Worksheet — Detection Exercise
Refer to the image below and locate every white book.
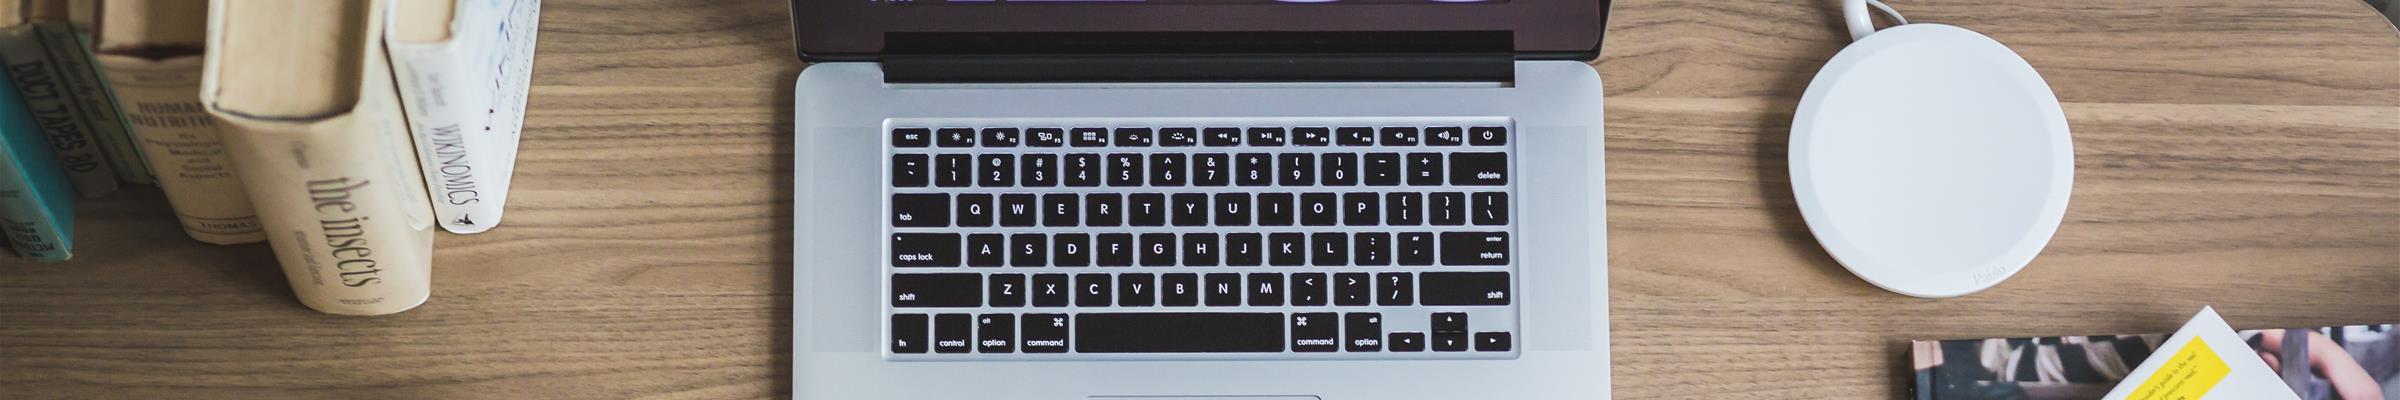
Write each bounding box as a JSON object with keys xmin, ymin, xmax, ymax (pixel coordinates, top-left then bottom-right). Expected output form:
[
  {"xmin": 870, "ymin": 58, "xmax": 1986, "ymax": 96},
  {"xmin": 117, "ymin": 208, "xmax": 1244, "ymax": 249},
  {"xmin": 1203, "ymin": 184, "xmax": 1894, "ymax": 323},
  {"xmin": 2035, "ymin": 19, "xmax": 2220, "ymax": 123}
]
[{"xmin": 385, "ymin": 0, "xmax": 539, "ymax": 234}]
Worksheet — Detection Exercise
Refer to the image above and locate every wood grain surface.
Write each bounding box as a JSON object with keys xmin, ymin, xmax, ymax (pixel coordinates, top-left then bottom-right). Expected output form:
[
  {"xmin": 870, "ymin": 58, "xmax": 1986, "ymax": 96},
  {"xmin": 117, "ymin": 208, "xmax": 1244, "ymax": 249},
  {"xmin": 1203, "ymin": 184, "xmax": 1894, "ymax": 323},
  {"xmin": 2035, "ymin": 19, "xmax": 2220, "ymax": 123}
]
[{"xmin": 2, "ymin": 0, "xmax": 2395, "ymax": 398}]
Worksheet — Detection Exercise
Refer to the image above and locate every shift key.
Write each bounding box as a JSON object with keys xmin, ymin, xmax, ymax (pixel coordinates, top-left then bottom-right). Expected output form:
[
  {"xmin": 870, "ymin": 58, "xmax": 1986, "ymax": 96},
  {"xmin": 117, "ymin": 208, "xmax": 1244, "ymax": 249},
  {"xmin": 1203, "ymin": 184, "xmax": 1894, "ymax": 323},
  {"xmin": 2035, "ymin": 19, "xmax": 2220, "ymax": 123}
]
[
  {"xmin": 892, "ymin": 273, "xmax": 982, "ymax": 307},
  {"xmin": 1420, "ymin": 272, "xmax": 1511, "ymax": 306},
  {"xmin": 892, "ymin": 233, "xmax": 960, "ymax": 267}
]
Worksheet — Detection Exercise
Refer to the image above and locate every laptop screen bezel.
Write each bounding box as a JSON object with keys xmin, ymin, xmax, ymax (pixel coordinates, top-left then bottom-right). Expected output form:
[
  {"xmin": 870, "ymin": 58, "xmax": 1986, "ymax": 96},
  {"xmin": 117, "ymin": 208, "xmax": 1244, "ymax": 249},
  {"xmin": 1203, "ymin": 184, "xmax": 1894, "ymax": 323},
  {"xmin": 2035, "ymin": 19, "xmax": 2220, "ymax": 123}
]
[{"xmin": 788, "ymin": 1, "xmax": 1610, "ymax": 62}]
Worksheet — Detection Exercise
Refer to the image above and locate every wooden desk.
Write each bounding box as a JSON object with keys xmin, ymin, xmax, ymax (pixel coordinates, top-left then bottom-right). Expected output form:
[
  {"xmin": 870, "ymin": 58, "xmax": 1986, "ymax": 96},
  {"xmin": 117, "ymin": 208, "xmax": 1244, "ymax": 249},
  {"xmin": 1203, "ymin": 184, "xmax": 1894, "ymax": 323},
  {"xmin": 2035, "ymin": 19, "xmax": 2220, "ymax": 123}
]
[{"xmin": 3, "ymin": 0, "xmax": 2393, "ymax": 398}]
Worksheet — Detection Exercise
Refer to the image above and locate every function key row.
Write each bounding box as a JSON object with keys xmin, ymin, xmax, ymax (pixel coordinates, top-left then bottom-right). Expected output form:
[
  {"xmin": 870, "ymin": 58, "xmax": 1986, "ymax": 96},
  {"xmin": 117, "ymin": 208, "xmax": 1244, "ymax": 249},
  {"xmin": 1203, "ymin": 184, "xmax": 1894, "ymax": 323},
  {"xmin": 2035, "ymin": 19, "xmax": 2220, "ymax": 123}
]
[
  {"xmin": 892, "ymin": 127, "xmax": 1508, "ymax": 148},
  {"xmin": 891, "ymin": 152, "xmax": 1509, "ymax": 188},
  {"xmin": 891, "ymin": 312, "xmax": 1511, "ymax": 354},
  {"xmin": 891, "ymin": 192, "xmax": 1509, "ymax": 229},
  {"xmin": 888, "ymin": 271, "xmax": 1512, "ymax": 309}
]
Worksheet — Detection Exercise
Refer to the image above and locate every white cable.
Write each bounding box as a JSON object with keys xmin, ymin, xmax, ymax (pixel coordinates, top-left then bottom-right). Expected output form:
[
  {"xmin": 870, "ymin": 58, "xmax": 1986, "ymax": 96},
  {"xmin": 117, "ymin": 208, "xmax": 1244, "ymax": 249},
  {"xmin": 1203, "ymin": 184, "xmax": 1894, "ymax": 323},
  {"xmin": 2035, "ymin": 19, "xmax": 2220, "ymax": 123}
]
[{"xmin": 1843, "ymin": 0, "xmax": 1911, "ymax": 42}]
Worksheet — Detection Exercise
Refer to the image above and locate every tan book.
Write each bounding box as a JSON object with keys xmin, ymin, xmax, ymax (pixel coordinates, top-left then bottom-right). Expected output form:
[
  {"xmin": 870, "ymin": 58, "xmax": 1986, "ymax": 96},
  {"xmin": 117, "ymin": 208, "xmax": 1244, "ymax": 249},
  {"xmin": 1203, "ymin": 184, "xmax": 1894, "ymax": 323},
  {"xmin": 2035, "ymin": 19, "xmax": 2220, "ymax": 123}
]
[
  {"xmin": 92, "ymin": 0, "xmax": 260, "ymax": 244},
  {"xmin": 202, "ymin": 0, "xmax": 433, "ymax": 316}
]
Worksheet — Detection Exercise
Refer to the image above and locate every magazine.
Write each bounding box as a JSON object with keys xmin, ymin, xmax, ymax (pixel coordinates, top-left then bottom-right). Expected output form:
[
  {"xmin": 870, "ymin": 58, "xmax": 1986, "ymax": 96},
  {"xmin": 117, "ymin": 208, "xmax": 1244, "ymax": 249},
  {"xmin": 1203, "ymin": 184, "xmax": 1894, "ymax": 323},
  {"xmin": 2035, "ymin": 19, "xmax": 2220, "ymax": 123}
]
[{"xmin": 1913, "ymin": 312, "xmax": 2397, "ymax": 400}]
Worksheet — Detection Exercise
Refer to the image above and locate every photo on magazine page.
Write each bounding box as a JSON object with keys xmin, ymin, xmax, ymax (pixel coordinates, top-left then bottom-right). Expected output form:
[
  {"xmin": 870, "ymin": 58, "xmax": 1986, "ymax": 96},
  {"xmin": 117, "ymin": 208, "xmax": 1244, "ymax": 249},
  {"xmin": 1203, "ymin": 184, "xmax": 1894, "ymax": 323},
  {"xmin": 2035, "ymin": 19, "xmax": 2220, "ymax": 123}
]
[{"xmin": 1912, "ymin": 324, "xmax": 2400, "ymax": 400}]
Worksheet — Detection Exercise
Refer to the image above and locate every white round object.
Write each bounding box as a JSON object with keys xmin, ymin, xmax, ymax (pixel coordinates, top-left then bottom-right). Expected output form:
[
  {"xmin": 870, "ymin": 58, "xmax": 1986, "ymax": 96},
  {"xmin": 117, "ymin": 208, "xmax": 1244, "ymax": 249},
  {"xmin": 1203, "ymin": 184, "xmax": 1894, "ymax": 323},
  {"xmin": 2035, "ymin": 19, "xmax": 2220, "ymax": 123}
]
[{"xmin": 1790, "ymin": 24, "xmax": 2074, "ymax": 298}]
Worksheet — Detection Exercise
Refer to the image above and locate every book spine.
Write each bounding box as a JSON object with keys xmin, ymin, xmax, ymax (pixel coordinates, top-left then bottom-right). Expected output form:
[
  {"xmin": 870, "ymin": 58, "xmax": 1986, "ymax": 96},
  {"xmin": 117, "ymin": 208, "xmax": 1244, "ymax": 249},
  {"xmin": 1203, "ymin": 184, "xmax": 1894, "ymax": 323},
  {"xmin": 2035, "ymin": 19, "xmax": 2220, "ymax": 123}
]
[
  {"xmin": 386, "ymin": 0, "xmax": 539, "ymax": 234},
  {"xmin": 95, "ymin": 55, "xmax": 263, "ymax": 244},
  {"xmin": 213, "ymin": 107, "xmax": 435, "ymax": 315},
  {"xmin": 39, "ymin": 23, "xmax": 151, "ymax": 185},
  {"xmin": 0, "ymin": 59, "xmax": 76, "ymax": 262},
  {"xmin": 0, "ymin": 25, "xmax": 116, "ymax": 197}
]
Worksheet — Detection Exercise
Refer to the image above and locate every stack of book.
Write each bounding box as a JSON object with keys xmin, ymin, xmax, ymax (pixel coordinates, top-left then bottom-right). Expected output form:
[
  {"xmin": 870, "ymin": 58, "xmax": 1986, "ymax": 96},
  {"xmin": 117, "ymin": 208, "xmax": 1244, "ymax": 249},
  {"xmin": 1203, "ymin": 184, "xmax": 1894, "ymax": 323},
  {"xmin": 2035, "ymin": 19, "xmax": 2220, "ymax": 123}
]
[{"xmin": 0, "ymin": 0, "xmax": 541, "ymax": 316}]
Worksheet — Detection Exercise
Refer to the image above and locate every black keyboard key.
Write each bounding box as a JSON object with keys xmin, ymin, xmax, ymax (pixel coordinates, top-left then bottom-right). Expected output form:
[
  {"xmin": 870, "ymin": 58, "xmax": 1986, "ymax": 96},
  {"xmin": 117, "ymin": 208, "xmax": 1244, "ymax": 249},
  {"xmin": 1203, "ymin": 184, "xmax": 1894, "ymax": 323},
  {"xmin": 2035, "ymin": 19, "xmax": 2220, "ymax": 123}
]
[
  {"xmin": 1363, "ymin": 153, "xmax": 1400, "ymax": 186},
  {"xmin": 892, "ymin": 273, "xmax": 981, "ymax": 307},
  {"xmin": 1235, "ymin": 153, "xmax": 1273, "ymax": 186},
  {"xmin": 937, "ymin": 128, "xmax": 975, "ymax": 147},
  {"xmin": 1151, "ymin": 154, "xmax": 1187, "ymax": 186},
  {"xmin": 1043, "ymin": 193, "xmax": 1078, "ymax": 227},
  {"xmin": 1433, "ymin": 332, "xmax": 1469, "ymax": 352},
  {"xmin": 1321, "ymin": 153, "xmax": 1357, "ymax": 186},
  {"xmin": 1433, "ymin": 312, "xmax": 1468, "ymax": 333},
  {"xmin": 1379, "ymin": 127, "xmax": 1421, "ymax": 146},
  {"xmin": 1469, "ymin": 126, "xmax": 1507, "ymax": 146},
  {"xmin": 981, "ymin": 128, "xmax": 1021, "ymax": 148},
  {"xmin": 1257, "ymin": 193, "xmax": 1295, "ymax": 226},
  {"xmin": 1128, "ymin": 193, "xmax": 1167, "ymax": 226},
  {"xmin": 1139, "ymin": 233, "xmax": 1177, "ymax": 267},
  {"xmin": 893, "ymin": 128, "xmax": 932, "ymax": 148},
  {"xmin": 1225, "ymin": 233, "xmax": 1264, "ymax": 266},
  {"xmin": 1076, "ymin": 313, "xmax": 1283, "ymax": 353},
  {"xmin": 1342, "ymin": 192, "xmax": 1379, "ymax": 227},
  {"xmin": 1118, "ymin": 273, "xmax": 1156, "ymax": 307},
  {"xmin": 1386, "ymin": 192, "xmax": 1423, "ymax": 226},
  {"xmin": 1292, "ymin": 312, "xmax": 1339, "ymax": 352},
  {"xmin": 1312, "ymin": 232, "xmax": 1348, "ymax": 266},
  {"xmin": 1291, "ymin": 273, "xmax": 1327, "ymax": 306},
  {"xmin": 1033, "ymin": 274, "xmax": 1069, "ymax": 307},
  {"xmin": 1439, "ymin": 232, "xmax": 1510, "ymax": 266},
  {"xmin": 1071, "ymin": 128, "xmax": 1109, "ymax": 147},
  {"xmin": 1107, "ymin": 154, "xmax": 1144, "ymax": 187},
  {"xmin": 891, "ymin": 194, "xmax": 948, "ymax": 227},
  {"xmin": 1053, "ymin": 234, "xmax": 1090, "ymax": 267},
  {"xmin": 1194, "ymin": 153, "xmax": 1231, "ymax": 186},
  {"xmin": 998, "ymin": 194, "xmax": 1037, "ymax": 227},
  {"xmin": 1183, "ymin": 233, "xmax": 1219, "ymax": 267},
  {"xmin": 1472, "ymin": 192, "xmax": 1509, "ymax": 226},
  {"xmin": 1022, "ymin": 314, "xmax": 1069, "ymax": 353},
  {"xmin": 1160, "ymin": 127, "xmax": 1199, "ymax": 147},
  {"xmin": 1247, "ymin": 273, "xmax": 1284, "ymax": 306},
  {"xmin": 1278, "ymin": 153, "xmax": 1315, "ymax": 186},
  {"xmin": 1475, "ymin": 332, "xmax": 1512, "ymax": 352},
  {"xmin": 1429, "ymin": 192, "xmax": 1466, "ymax": 226},
  {"xmin": 1065, "ymin": 154, "xmax": 1102, "ymax": 187},
  {"xmin": 1247, "ymin": 127, "xmax": 1288, "ymax": 146},
  {"xmin": 1075, "ymin": 273, "xmax": 1112, "ymax": 307},
  {"xmin": 892, "ymin": 154, "xmax": 929, "ymax": 187},
  {"xmin": 1397, "ymin": 232, "xmax": 1435, "ymax": 266},
  {"xmin": 1293, "ymin": 127, "xmax": 1332, "ymax": 146},
  {"xmin": 936, "ymin": 154, "xmax": 972, "ymax": 187},
  {"xmin": 1171, "ymin": 193, "xmax": 1208, "ymax": 226},
  {"xmin": 1335, "ymin": 127, "xmax": 1374, "ymax": 146},
  {"xmin": 1268, "ymin": 233, "xmax": 1306, "ymax": 266},
  {"xmin": 891, "ymin": 314, "xmax": 928, "ymax": 353},
  {"xmin": 1405, "ymin": 153, "xmax": 1443, "ymax": 186},
  {"xmin": 891, "ymin": 233, "xmax": 960, "ymax": 267},
  {"xmin": 1021, "ymin": 154, "xmax": 1057, "ymax": 187},
  {"xmin": 1096, "ymin": 234, "xmax": 1135, "ymax": 266},
  {"xmin": 1084, "ymin": 193, "xmax": 1122, "ymax": 227},
  {"xmin": 1300, "ymin": 193, "xmax": 1338, "ymax": 226},
  {"xmin": 1449, "ymin": 152, "xmax": 1508, "ymax": 186},
  {"xmin": 1162, "ymin": 273, "xmax": 1200, "ymax": 306},
  {"xmin": 967, "ymin": 234, "xmax": 1005, "ymax": 267},
  {"xmin": 1345, "ymin": 313, "xmax": 1384, "ymax": 352},
  {"xmin": 1204, "ymin": 273, "xmax": 1243, "ymax": 306},
  {"xmin": 978, "ymin": 314, "xmax": 1015, "ymax": 353},
  {"xmin": 1355, "ymin": 232, "xmax": 1390, "ymax": 266},
  {"xmin": 1009, "ymin": 234, "xmax": 1045, "ymax": 267},
  {"xmin": 1377, "ymin": 272, "xmax": 1413, "ymax": 306},
  {"xmin": 1333, "ymin": 272, "xmax": 1370, "ymax": 306},
  {"xmin": 955, "ymin": 192, "xmax": 994, "ymax": 226},
  {"xmin": 1027, "ymin": 128, "xmax": 1066, "ymax": 147},
  {"xmin": 935, "ymin": 313, "xmax": 973, "ymax": 353},
  {"xmin": 1390, "ymin": 332, "xmax": 1426, "ymax": 352},
  {"xmin": 1421, "ymin": 271, "xmax": 1511, "ymax": 306},
  {"xmin": 989, "ymin": 273, "xmax": 1025, "ymax": 307},
  {"xmin": 1204, "ymin": 127, "xmax": 1242, "ymax": 146},
  {"xmin": 1114, "ymin": 127, "xmax": 1155, "ymax": 147},
  {"xmin": 1214, "ymin": 193, "xmax": 1251, "ymax": 227},
  {"xmin": 1426, "ymin": 127, "xmax": 1464, "ymax": 146}
]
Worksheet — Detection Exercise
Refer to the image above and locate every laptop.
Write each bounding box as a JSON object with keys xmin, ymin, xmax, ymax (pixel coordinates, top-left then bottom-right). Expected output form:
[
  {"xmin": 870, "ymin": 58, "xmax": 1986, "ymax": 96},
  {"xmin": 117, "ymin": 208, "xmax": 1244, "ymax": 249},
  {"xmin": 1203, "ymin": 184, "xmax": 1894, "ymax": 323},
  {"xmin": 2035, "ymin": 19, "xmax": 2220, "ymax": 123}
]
[{"xmin": 790, "ymin": 1, "xmax": 1612, "ymax": 399}]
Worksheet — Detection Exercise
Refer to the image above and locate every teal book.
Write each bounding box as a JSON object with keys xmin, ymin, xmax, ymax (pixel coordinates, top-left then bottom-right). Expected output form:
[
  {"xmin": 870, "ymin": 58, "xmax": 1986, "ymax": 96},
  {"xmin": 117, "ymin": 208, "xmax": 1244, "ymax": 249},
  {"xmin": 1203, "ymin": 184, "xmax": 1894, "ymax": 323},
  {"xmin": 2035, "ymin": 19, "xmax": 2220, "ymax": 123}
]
[{"xmin": 0, "ymin": 57, "xmax": 74, "ymax": 261}]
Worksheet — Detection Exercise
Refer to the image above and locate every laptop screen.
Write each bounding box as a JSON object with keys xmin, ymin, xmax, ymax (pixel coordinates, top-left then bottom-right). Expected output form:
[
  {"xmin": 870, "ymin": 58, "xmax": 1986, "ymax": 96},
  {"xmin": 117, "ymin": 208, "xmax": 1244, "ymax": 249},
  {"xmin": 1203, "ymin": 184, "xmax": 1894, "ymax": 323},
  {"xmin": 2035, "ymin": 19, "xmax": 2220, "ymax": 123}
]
[{"xmin": 790, "ymin": 0, "xmax": 1610, "ymax": 61}]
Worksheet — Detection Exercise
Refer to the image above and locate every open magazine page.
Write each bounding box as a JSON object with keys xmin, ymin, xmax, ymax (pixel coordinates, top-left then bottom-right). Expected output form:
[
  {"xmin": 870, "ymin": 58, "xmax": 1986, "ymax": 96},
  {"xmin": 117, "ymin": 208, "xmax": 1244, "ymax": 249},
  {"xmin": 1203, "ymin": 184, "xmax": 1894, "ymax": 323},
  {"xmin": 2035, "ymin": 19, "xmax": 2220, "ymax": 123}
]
[{"xmin": 1913, "ymin": 323, "xmax": 2398, "ymax": 400}]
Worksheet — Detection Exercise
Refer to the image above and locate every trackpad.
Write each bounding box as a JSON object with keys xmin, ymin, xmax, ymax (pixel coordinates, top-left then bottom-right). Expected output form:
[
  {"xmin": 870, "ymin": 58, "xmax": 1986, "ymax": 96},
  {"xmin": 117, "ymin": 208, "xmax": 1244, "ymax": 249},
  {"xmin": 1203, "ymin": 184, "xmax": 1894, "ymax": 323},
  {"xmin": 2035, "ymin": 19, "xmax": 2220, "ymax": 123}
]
[{"xmin": 1092, "ymin": 397, "xmax": 1319, "ymax": 400}]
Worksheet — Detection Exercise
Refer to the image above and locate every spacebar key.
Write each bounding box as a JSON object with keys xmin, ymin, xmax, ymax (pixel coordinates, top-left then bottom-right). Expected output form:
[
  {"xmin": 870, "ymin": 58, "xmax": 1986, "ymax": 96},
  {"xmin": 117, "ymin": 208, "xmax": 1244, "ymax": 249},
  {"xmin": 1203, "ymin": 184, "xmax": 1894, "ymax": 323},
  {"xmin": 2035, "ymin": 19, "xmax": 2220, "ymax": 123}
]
[{"xmin": 1076, "ymin": 313, "xmax": 1285, "ymax": 353}]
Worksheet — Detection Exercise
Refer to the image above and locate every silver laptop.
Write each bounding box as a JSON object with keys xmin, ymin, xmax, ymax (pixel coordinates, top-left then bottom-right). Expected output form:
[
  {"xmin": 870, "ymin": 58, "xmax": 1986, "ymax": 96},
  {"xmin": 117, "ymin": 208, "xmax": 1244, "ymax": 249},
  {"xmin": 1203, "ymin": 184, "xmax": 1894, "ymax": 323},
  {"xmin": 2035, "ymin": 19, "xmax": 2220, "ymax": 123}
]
[{"xmin": 791, "ymin": 2, "xmax": 1612, "ymax": 398}]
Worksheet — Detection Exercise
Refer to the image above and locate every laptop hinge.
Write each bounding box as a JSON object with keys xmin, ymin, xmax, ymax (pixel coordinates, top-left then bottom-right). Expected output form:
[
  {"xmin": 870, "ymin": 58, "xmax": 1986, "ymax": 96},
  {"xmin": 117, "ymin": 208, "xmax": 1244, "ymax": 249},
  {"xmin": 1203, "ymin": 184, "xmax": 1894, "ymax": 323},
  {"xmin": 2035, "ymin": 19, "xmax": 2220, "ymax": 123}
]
[{"xmin": 882, "ymin": 53, "xmax": 1512, "ymax": 84}]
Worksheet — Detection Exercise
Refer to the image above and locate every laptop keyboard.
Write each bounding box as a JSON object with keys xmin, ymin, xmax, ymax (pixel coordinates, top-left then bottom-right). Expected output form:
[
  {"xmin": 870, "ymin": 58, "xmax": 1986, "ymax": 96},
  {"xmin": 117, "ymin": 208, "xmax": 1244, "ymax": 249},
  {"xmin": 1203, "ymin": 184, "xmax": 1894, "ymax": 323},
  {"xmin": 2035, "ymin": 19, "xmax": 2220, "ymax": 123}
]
[{"xmin": 883, "ymin": 118, "xmax": 1518, "ymax": 360}]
